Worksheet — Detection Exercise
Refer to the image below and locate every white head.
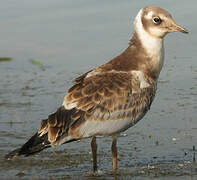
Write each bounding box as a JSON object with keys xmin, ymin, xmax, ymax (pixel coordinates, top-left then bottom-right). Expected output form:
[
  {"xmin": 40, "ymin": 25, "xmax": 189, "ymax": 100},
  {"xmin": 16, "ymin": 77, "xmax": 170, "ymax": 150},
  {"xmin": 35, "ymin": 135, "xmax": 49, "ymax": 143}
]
[
  {"xmin": 133, "ymin": 6, "xmax": 188, "ymax": 78},
  {"xmin": 134, "ymin": 6, "xmax": 188, "ymax": 39}
]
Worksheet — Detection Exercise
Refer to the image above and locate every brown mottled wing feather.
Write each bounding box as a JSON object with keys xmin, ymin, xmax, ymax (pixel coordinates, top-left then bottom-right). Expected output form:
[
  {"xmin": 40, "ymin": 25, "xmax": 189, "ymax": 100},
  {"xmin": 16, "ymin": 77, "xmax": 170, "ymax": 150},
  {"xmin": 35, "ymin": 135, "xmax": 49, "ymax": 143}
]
[
  {"xmin": 64, "ymin": 71, "xmax": 156, "ymax": 136},
  {"xmin": 38, "ymin": 71, "xmax": 156, "ymax": 145},
  {"xmin": 64, "ymin": 72, "xmax": 133, "ymax": 111}
]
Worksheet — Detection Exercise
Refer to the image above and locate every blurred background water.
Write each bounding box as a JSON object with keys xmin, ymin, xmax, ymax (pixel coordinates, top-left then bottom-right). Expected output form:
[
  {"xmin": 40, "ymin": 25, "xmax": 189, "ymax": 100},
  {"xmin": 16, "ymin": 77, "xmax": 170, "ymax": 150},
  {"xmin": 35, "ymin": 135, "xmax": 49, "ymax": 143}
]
[{"xmin": 0, "ymin": 0, "xmax": 196, "ymax": 179}]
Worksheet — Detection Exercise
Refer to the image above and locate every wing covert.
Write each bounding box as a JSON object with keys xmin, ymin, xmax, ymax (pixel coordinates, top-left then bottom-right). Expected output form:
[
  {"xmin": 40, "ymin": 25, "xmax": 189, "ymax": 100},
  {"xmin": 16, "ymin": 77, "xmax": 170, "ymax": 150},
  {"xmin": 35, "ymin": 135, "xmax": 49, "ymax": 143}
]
[
  {"xmin": 63, "ymin": 71, "xmax": 156, "ymax": 123},
  {"xmin": 38, "ymin": 70, "xmax": 156, "ymax": 144}
]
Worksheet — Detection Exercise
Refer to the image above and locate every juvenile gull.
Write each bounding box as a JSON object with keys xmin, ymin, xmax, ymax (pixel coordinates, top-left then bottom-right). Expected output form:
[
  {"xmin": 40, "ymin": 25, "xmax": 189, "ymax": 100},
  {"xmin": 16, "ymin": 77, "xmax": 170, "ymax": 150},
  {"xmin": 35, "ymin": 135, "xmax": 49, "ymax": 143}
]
[{"xmin": 5, "ymin": 6, "xmax": 188, "ymax": 172}]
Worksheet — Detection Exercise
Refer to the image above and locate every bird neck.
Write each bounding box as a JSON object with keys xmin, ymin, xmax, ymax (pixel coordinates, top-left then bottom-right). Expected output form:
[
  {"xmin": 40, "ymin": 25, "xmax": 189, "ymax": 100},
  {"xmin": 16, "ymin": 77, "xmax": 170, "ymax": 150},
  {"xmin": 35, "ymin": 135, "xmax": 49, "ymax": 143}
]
[
  {"xmin": 127, "ymin": 10, "xmax": 164, "ymax": 80},
  {"xmin": 129, "ymin": 30, "xmax": 164, "ymax": 80},
  {"xmin": 133, "ymin": 8, "xmax": 164, "ymax": 59}
]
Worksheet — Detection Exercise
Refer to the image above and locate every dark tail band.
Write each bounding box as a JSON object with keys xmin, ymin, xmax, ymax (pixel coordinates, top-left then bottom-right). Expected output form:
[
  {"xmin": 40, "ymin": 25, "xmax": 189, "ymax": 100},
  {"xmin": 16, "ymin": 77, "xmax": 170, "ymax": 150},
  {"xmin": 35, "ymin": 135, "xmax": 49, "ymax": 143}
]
[
  {"xmin": 5, "ymin": 106, "xmax": 80, "ymax": 160},
  {"xmin": 5, "ymin": 132, "xmax": 50, "ymax": 160}
]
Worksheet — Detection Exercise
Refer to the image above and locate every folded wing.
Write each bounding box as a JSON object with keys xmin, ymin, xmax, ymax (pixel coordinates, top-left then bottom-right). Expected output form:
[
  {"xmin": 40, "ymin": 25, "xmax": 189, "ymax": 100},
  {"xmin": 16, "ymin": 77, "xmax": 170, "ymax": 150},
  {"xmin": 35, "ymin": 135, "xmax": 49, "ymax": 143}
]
[{"xmin": 38, "ymin": 70, "xmax": 156, "ymax": 145}]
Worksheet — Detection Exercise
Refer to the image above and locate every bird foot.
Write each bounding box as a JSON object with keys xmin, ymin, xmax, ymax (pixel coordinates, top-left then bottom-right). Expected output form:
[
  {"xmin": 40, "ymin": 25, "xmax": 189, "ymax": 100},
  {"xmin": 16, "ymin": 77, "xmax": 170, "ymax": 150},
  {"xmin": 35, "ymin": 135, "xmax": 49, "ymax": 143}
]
[{"xmin": 88, "ymin": 169, "xmax": 103, "ymax": 176}]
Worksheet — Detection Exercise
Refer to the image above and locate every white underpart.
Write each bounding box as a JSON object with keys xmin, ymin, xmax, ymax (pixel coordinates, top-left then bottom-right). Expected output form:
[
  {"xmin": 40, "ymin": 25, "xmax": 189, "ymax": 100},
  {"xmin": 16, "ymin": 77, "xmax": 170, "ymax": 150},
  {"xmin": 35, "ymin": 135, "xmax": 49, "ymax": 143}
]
[
  {"xmin": 78, "ymin": 118, "xmax": 134, "ymax": 137},
  {"xmin": 134, "ymin": 9, "xmax": 164, "ymax": 76}
]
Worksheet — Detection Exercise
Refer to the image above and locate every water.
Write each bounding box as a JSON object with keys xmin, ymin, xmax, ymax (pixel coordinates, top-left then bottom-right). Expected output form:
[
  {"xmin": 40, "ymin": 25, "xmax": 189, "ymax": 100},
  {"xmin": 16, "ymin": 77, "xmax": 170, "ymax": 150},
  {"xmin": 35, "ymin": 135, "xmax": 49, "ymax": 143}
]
[{"xmin": 0, "ymin": 0, "xmax": 197, "ymax": 179}]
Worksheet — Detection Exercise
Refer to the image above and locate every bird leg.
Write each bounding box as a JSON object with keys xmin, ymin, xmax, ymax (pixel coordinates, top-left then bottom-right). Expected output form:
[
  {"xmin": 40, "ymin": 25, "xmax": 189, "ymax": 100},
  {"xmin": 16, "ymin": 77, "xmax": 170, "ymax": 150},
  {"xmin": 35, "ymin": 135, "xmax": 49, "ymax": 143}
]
[
  {"xmin": 111, "ymin": 137, "xmax": 117, "ymax": 171},
  {"xmin": 91, "ymin": 136, "xmax": 97, "ymax": 172}
]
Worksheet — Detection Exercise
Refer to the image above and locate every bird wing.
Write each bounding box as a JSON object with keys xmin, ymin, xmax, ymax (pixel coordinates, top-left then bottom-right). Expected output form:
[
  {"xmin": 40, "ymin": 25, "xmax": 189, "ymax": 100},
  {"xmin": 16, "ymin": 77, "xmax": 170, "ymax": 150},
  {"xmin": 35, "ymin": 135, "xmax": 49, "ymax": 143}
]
[
  {"xmin": 38, "ymin": 70, "xmax": 156, "ymax": 145},
  {"xmin": 63, "ymin": 70, "xmax": 156, "ymax": 137}
]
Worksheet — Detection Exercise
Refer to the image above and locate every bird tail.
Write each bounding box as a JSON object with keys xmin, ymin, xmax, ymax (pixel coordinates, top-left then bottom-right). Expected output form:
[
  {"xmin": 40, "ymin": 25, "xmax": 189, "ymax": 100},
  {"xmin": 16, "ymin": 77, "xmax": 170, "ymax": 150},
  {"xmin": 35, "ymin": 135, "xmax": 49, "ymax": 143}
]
[
  {"xmin": 5, "ymin": 132, "xmax": 50, "ymax": 160},
  {"xmin": 5, "ymin": 106, "xmax": 82, "ymax": 160}
]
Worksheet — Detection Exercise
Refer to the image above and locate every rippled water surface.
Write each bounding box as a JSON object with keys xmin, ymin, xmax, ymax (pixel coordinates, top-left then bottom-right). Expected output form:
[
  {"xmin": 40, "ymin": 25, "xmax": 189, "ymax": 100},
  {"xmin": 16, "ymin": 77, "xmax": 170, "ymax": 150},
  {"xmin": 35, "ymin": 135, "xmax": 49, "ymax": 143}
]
[{"xmin": 0, "ymin": 0, "xmax": 197, "ymax": 179}]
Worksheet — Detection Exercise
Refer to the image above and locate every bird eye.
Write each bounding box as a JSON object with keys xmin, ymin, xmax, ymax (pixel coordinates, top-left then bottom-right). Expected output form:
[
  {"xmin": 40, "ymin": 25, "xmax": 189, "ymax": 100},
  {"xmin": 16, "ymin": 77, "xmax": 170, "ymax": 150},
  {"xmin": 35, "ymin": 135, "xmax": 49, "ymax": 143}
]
[{"xmin": 153, "ymin": 17, "xmax": 162, "ymax": 25}]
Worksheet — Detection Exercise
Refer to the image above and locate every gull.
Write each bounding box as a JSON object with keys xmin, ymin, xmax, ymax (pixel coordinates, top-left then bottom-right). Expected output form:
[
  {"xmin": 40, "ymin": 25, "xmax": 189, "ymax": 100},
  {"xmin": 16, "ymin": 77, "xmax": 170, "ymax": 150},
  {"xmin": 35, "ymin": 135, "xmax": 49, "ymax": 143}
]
[{"xmin": 5, "ymin": 6, "xmax": 188, "ymax": 172}]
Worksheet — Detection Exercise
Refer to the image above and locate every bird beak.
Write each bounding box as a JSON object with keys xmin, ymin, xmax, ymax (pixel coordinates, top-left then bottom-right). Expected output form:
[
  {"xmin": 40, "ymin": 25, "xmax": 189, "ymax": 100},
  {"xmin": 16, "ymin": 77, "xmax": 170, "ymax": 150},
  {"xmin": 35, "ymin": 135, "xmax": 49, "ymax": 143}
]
[{"xmin": 168, "ymin": 20, "xmax": 189, "ymax": 34}]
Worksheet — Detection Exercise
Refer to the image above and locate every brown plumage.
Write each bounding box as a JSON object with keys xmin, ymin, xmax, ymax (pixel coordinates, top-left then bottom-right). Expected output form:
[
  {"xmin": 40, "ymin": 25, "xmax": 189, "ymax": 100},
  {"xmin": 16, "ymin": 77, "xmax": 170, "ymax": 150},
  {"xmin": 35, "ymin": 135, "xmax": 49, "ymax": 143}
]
[{"xmin": 5, "ymin": 6, "xmax": 188, "ymax": 172}]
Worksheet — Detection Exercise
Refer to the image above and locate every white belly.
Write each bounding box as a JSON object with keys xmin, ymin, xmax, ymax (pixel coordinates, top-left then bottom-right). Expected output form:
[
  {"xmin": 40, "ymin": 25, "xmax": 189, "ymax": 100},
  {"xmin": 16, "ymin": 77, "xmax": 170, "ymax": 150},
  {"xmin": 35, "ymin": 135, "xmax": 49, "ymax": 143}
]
[{"xmin": 78, "ymin": 118, "xmax": 136, "ymax": 138}]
